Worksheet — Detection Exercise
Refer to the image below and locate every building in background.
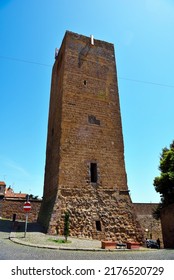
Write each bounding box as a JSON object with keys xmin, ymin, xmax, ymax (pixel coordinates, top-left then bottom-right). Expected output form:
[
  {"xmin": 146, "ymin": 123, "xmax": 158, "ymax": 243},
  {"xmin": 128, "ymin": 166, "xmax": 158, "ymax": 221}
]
[
  {"xmin": 0, "ymin": 181, "xmax": 41, "ymax": 222},
  {"xmin": 0, "ymin": 181, "xmax": 6, "ymax": 199}
]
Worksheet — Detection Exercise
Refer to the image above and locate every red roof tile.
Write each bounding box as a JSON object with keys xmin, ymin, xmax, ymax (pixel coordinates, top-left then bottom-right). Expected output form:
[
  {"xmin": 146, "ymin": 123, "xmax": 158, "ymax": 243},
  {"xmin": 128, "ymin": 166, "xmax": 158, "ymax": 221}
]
[{"xmin": 5, "ymin": 187, "xmax": 27, "ymax": 199}]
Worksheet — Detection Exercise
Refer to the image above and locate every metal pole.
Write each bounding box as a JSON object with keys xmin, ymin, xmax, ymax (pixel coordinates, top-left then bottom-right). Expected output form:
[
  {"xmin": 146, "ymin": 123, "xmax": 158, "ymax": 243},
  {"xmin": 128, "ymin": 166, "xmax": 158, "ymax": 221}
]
[{"xmin": 24, "ymin": 213, "xmax": 28, "ymax": 238}]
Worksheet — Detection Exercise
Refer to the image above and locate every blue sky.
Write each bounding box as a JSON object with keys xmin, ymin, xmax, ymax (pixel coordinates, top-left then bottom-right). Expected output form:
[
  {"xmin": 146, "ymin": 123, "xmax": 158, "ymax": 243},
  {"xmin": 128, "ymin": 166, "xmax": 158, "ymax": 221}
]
[{"xmin": 0, "ymin": 0, "xmax": 174, "ymax": 202}]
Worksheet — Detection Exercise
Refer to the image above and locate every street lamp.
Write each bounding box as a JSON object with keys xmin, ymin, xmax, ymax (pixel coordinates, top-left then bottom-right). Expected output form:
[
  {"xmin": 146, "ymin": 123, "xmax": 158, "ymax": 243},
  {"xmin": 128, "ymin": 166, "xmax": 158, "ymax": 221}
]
[{"xmin": 145, "ymin": 228, "xmax": 149, "ymax": 239}]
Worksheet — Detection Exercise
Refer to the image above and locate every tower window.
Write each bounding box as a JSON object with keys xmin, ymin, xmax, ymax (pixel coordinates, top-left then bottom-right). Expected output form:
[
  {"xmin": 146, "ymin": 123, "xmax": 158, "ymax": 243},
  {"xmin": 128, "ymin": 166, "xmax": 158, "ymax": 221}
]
[
  {"xmin": 96, "ymin": 220, "xmax": 102, "ymax": 231},
  {"xmin": 88, "ymin": 115, "xmax": 100, "ymax": 126},
  {"xmin": 90, "ymin": 163, "xmax": 98, "ymax": 183},
  {"xmin": 84, "ymin": 80, "xmax": 87, "ymax": 86}
]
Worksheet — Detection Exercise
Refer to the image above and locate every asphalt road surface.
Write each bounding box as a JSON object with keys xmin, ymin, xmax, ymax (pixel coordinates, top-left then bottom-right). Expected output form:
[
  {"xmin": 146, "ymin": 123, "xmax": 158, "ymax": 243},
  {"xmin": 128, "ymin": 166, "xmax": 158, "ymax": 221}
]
[{"xmin": 0, "ymin": 220, "xmax": 174, "ymax": 260}]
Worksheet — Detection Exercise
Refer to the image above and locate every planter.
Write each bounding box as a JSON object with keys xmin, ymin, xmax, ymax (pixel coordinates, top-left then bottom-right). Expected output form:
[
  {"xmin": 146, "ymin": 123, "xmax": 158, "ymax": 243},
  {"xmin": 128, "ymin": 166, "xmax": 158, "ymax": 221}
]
[
  {"xmin": 127, "ymin": 242, "xmax": 140, "ymax": 249},
  {"xmin": 101, "ymin": 240, "xmax": 117, "ymax": 249}
]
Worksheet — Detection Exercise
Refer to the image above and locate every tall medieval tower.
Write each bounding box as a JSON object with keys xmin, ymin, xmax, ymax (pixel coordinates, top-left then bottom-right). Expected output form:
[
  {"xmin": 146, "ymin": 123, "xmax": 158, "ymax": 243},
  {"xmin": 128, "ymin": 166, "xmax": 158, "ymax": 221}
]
[{"xmin": 38, "ymin": 31, "xmax": 143, "ymax": 242}]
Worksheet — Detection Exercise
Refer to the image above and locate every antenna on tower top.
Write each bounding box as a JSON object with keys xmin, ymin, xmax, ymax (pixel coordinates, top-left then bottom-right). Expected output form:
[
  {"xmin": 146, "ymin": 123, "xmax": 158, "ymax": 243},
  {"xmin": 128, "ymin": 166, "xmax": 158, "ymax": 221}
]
[
  {"xmin": 90, "ymin": 35, "xmax": 94, "ymax": 45},
  {"xmin": 55, "ymin": 48, "xmax": 59, "ymax": 59}
]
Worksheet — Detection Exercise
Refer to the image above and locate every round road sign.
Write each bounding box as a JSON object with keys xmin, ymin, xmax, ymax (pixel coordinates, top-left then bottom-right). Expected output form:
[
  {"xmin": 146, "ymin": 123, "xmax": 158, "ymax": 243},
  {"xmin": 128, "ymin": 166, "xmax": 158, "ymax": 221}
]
[{"xmin": 23, "ymin": 201, "xmax": 31, "ymax": 212}]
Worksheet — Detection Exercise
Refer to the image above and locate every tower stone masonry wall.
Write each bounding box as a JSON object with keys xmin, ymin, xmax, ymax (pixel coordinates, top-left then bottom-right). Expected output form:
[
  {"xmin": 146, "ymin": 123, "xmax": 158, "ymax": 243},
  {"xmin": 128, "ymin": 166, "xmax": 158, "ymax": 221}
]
[{"xmin": 38, "ymin": 31, "xmax": 144, "ymax": 242}]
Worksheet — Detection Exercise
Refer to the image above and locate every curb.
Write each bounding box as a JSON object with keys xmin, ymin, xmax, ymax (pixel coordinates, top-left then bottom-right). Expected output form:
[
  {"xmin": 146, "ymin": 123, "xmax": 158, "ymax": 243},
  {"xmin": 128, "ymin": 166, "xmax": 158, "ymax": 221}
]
[
  {"xmin": 9, "ymin": 236, "xmax": 119, "ymax": 251},
  {"xmin": 9, "ymin": 232, "xmax": 130, "ymax": 252},
  {"xmin": 9, "ymin": 231, "xmax": 104, "ymax": 251}
]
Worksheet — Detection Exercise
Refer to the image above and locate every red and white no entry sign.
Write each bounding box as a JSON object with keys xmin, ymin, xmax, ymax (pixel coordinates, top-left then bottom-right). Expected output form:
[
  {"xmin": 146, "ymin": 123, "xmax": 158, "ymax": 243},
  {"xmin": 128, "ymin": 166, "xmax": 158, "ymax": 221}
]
[{"xmin": 23, "ymin": 201, "xmax": 31, "ymax": 212}]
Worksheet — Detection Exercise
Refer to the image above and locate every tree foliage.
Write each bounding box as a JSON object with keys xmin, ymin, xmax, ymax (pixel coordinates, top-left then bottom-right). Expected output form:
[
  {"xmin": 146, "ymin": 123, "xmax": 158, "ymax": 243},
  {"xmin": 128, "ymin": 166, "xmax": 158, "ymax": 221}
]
[
  {"xmin": 153, "ymin": 140, "xmax": 174, "ymax": 219},
  {"xmin": 29, "ymin": 194, "xmax": 39, "ymax": 200}
]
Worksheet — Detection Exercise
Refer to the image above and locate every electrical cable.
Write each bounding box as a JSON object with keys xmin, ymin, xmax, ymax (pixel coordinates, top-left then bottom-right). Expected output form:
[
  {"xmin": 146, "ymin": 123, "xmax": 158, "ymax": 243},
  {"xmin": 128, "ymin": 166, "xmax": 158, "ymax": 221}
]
[
  {"xmin": 0, "ymin": 55, "xmax": 174, "ymax": 88},
  {"xmin": 0, "ymin": 55, "xmax": 51, "ymax": 67}
]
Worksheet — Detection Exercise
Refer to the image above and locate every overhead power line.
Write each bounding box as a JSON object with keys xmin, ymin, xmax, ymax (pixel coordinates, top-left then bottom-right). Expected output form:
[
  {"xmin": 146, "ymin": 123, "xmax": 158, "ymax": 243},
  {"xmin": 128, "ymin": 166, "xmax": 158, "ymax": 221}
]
[
  {"xmin": 0, "ymin": 55, "xmax": 174, "ymax": 89},
  {"xmin": 0, "ymin": 55, "xmax": 51, "ymax": 67},
  {"xmin": 119, "ymin": 77, "xmax": 174, "ymax": 89}
]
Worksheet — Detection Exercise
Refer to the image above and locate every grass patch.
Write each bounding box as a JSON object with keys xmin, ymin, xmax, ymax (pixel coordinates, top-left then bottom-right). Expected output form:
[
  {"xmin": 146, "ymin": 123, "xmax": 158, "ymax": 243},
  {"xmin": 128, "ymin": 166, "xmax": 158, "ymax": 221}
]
[
  {"xmin": 48, "ymin": 238, "xmax": 71, "ymax": 244},
  {"xmin": 0, "ymin": 217, "xmax": 11, "ymax": 221}
]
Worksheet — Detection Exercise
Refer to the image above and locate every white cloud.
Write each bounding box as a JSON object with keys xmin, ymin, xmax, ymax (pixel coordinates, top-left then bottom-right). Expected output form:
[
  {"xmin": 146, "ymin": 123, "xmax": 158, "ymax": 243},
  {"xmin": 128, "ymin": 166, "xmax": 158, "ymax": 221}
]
[{"xmin": 4, "ymin": 158, "xmax": 30, "ymax": 177}]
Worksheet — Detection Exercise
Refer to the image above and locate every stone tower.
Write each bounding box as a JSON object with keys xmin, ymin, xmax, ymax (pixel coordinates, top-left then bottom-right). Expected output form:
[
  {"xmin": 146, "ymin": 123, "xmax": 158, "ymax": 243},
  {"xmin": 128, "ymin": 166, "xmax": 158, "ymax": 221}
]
[{"xmin": 38, "ymin": 31, "xmax": 143, "ymax": 242}]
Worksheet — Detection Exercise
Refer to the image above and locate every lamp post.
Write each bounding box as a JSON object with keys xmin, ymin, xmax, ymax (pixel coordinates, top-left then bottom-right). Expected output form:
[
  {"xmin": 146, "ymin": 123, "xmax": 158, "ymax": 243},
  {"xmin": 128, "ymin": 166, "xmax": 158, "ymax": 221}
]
[
  {"xmin": 150, "ymin": 222, "xmax": 153, "ymax": 239},
  {"xmin": 145, "ymin": 228, "xmax": 149, "ymax": 239}
]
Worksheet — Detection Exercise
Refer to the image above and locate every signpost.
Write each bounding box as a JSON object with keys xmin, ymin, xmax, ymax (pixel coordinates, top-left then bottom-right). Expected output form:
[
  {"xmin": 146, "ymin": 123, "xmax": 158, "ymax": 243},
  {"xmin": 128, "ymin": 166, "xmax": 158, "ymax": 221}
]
[{"xmin": 23, "ymin": 201, "xmax": 31, "ymax": 237}]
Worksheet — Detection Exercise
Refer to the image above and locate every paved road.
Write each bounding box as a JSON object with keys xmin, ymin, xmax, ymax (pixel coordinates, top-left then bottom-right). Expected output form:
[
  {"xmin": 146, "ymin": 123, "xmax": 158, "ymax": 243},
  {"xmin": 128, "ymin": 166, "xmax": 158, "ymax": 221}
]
[{"xmin": 0, "ymin": 220, "xmax": 174, "ymax": 260}]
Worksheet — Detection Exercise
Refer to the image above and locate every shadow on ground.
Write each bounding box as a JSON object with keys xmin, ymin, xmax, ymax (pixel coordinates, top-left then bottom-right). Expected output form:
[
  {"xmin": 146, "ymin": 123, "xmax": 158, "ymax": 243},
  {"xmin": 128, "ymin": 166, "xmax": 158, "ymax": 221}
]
[
  {"xmin": 0, "ymin": 219, "xmax": 12, "ymax": 233},
  {"xmin": 0, "ymin": 219, "xmax": 44, "ymax": 233}
]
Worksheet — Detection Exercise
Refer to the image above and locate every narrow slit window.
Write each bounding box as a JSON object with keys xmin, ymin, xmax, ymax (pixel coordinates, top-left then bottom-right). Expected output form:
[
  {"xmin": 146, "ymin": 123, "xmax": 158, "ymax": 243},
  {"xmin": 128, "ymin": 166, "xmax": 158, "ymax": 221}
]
[
  {"xmin": 90, "ymin": 163, "xmax": 98, "ymax": 183},
  {"xmin": 84, "ymin": 80, "xmax": 87, "ymax": 86},
  {"xmin": 96, "ymin": 220, "xmax": 101, "ymax": 231}
]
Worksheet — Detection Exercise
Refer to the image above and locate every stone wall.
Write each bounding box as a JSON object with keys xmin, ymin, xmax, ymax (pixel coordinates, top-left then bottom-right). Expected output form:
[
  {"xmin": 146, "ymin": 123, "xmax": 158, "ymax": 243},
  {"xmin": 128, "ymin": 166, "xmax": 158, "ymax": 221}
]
[
  {"xmin": 0, "ymin": 196, "xmax": 163, "ymax": 245},
  {"xmin": 133, "ymin": 203, "xmax": 162, "ymax": 246},
  {"xmin": 160, "ymin": 204, "xmax": 174, "ymax": 248},
  {"xmin": 0, "ymin": 199, "xmax": 41, "ymax": 222},
  {"xmin": 45, "ymin": 189, "xmax": 143, "ymax": 242}
]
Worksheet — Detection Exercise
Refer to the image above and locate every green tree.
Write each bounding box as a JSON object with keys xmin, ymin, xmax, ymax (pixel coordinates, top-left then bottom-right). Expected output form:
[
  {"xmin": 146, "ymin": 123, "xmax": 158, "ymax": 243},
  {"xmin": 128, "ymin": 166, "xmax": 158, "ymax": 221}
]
[
  {"xmin": 64, "ymin": 211, "xmax": 70, "ymax": 242},
  {"xmin": 153, "ymin": 140, "xmax": 174, "ymax": 219}
]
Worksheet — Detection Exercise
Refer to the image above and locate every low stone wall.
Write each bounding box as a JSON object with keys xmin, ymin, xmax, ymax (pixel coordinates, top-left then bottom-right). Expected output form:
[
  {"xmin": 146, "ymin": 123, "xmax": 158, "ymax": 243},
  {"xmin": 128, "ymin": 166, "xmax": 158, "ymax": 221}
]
[
  {"xmin": 133, "ymin": 203, "xmax": 162, "ymax": 246},
  {"xmin": 133, "ymin": 203, "xmax": 159, "ymax": 215},
  {"xmin": 0, "ymin": 199, "xmax": 41, "ymax": 222}
]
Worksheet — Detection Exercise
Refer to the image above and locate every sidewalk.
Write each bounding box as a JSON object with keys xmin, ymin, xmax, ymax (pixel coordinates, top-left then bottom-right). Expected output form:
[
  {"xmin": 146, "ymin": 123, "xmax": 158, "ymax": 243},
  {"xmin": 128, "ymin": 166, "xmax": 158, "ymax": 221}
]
[
  {"xmin": 10, "ymin": 231, "xmax": 103, "ymax": 251},
  {"xmin": 7, "ymin": 220, "xmax": 147, "ymax": 251},
  {"xmin": 8, "ymin": 220, "xmax": 104, "ymax": 251}
]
